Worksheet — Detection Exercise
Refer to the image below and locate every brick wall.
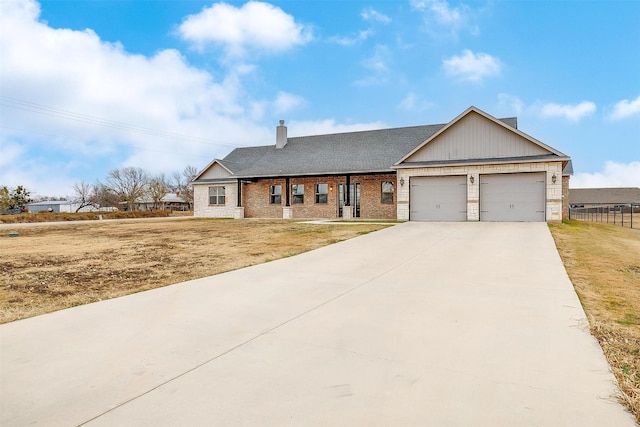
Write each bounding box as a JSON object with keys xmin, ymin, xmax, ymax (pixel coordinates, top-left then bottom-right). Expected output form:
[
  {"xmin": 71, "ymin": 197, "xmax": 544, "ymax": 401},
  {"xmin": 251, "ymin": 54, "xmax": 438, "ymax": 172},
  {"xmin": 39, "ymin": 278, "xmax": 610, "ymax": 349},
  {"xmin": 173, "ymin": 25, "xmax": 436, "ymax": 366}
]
[
  {"xmin": 357, "ymin": 174, "xmax": 397, "ymax": 219},
  {"xmin": 242, "ymin": 174, "xmax": 397, "ymax": 219}
]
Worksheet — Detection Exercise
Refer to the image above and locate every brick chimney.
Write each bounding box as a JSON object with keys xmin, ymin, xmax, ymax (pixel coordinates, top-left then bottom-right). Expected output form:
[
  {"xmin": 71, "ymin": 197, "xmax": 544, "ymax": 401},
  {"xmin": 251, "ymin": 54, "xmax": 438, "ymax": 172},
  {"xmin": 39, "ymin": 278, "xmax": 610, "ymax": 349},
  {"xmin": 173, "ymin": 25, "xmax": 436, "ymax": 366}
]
[{"xmin": 276, "ymin": 119, "xmax": 287, "ymax": 149}]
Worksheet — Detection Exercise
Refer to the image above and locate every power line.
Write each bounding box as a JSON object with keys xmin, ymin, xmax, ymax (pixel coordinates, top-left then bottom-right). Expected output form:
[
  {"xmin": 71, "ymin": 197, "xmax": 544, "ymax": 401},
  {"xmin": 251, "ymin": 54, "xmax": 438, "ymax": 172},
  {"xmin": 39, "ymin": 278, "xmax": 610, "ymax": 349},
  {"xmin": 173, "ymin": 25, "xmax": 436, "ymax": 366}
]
[
  {"xmin": 0, "ymin": 124, "xmax": 208, "ymax": 160},
  {"xmin": 0, "ymin": 96, "xmax": 252, "ymax": 149}
]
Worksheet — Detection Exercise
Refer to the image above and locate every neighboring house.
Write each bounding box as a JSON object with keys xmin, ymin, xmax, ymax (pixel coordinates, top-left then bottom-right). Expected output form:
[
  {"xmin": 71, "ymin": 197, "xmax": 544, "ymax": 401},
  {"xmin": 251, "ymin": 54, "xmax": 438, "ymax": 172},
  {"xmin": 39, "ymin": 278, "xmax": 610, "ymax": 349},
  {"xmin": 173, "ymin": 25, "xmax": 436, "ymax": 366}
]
[
  {"xmin": 192, "ymin": 106, "xmax": 572, "ymax": 222},
  {"xmin": 161, "ymin": 192, "xmax": 190, "ymax": 211},
  {"xmin": 27, "ymin": 200, "xmax": 111, "ymax": 213},
  {"xmin": 127, "ymin": 193, "xmax": 189, "ymax": 211},
  {"xmin": 569, "ymin": 187, "xmax": 640, "ymax": 208},
  {"xmin": 28, "ymin": 200, "xmax": 81, "ymax": 213}
]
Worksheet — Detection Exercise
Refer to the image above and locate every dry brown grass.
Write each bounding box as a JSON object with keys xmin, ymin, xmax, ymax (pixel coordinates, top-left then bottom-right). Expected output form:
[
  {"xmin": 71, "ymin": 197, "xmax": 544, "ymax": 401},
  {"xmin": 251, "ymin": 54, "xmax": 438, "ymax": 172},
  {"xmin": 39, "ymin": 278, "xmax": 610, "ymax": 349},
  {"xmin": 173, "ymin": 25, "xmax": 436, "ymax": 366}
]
[
  {"xmin": 549, "ymin": 220, "xmax": 640, "ymax": 421},
  {"xmin": 0, "ymin": 218, "xmax": 388, "ymax": 323},
  {"xmin": 0, "ymin": 210, "xmax": 172, "ymax": 224}
]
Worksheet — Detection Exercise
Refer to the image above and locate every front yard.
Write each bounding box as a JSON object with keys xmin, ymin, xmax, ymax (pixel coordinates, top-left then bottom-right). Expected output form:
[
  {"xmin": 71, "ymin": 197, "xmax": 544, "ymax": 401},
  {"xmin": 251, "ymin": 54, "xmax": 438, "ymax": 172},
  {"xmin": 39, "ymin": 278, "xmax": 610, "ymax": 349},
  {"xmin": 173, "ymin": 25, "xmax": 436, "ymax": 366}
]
[
  {"xmin": 549, "ymin": 220, "xmax": 639, "ymax": 421},
  {"xmin": 0, "ymin": 218, "xmax": 387, "ymax": 324}
]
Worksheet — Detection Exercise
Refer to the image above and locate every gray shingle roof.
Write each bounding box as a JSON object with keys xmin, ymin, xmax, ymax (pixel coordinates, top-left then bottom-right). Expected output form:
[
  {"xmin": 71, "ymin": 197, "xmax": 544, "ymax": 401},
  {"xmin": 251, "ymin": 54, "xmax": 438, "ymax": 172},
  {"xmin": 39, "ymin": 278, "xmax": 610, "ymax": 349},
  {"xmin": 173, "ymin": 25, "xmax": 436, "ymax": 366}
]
[
  {"xmin": 213, "ymin": 117, "xmax": 518, "ymax": 179},
  {"xmin": 569, "ymin": 188, "xmax": 640, "ymax": 205},
  {"xmin": 219, "ymin": 124, "xmax": 446, "ymax": 177}
]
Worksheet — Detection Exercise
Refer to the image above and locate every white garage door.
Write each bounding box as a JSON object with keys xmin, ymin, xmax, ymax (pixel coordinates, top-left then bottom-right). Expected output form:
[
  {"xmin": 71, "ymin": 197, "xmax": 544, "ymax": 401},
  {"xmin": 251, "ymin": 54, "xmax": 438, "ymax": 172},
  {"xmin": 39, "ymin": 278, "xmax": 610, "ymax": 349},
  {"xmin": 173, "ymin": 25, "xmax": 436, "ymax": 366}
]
[
  {"xmin": 480, "ymin": 172, "xmax": 546, "ymax": 222},
  {"xmin": 410, "ymin": 176, "xmax": 467, "ymax": 221}
]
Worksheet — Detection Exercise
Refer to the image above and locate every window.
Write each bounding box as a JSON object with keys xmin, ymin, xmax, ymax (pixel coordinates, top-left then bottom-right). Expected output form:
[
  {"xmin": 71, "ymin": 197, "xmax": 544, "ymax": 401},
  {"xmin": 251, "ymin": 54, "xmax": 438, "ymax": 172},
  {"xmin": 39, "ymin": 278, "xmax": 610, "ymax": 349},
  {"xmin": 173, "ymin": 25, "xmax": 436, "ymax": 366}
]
[
  {"xmin": 209, "ymin": 186, "xmax": 225, "ymax": 205},
  {"xmin": 270, "ymin": 185, "xmax": 282, "ymax": 204},
  {"xmin": 315, "ymin": 183, "xmax": 328, "ymax": 204},
  {"xmin": 381, "ymin": 181, "xmax": 394, "ymax": 204},
  {"xmin": 292, "ymin": 184, "xmax": 304, "ymax": 204}
]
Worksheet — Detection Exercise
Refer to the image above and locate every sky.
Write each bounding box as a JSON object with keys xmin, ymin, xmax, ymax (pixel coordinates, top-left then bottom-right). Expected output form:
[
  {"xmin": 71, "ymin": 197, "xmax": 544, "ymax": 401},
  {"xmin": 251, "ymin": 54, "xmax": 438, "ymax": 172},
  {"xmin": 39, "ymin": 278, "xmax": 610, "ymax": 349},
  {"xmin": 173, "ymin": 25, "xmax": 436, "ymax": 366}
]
[{"xmin": 0, "ymin": 0, "xmax": 639, "ymax": 198}]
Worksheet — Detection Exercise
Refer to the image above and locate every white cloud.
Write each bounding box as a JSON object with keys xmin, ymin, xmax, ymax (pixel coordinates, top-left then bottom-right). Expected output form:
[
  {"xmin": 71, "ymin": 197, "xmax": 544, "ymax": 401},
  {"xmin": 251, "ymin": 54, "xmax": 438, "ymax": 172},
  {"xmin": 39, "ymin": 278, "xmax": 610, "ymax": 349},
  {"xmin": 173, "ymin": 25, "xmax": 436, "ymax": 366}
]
[
  {"xmin": 411, "ymin": 0, "xmax": 478, "ymax": 37},
  {"xmin": 608, "ymin": 95, "xmax": 640, "ymax": 121},
  {"xmin": 570, "ymin": 161, "xmax": 640, "ymax": 188},
  {"xmin": 540, "ymin": 101, "xmax": 596, "ymax": 122},
  {"xmin": 273, "ymin": 91, "xmax": 305, "ymax": 114},
  {"xmin": 497, "ymin": 93, "xmax": 525, "ymax": 115},
  {"xmin": 397, "ymin": 92, "xmax": 434, "ymax": 112},
  {"xmin": 413, "ymin": 0, "xmax": 461, "ymax": 25},
  {"xmin": 442, "ymin": 49, "xmax": 501, "ymax": 82},
  {"xmin": 361, "ymin": 7, "xmax": 391, "ymax": 24},
  {"xmin": 177, "ymin": 1, "xmax": 312, "ymax": 57},
  {"xmin": 330, "ymin": 30, "xmax": 373, "ymax": 47},
  {"xmin": 0, "ymin": 0, "xmax": 274, "ymax": 196},
  {"xmin": 354, "ymin": 45, "xmax": 392, "ymax": 86},
  {"xmin": 288, "ymin": 119, "xmax": 385, "ymax": 138}
]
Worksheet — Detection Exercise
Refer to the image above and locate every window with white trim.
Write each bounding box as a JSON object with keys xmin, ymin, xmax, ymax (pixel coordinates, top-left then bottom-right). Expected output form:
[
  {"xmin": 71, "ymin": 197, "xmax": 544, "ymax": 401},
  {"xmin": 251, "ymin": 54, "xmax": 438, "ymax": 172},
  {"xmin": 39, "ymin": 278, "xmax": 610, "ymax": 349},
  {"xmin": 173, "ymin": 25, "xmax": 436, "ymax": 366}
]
[
  {"xmin": 292, "ymin": 184, "xmax": 304, "ymax": 204},
  {"xmin": 381, "ymin": 181, "xmax": 394, "ymax": 204},
  {"xmin": 270, "ymin": 185, "xmax": 282, "ymax": 204},
  {"xmin": 209, "ymin": 186, "xmax": 226, "ymax": 205},
  {"xmin": 315, "ymin": 183, "xmax": 328, "ymax": 204}
]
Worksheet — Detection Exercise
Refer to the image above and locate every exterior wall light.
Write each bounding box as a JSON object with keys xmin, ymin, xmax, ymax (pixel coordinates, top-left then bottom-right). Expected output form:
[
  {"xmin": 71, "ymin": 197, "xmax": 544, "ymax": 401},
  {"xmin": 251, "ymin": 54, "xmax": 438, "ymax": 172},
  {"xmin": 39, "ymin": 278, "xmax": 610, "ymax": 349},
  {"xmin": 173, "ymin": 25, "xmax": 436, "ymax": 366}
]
[
  {"xmin": 469, "ymin": 175, "xmax": 475, "ymax": 184},
  {"xmin": 400, "ymin": 177, "xmax": 405, "ymax": 186},
  {"xmin": 552, "ymin": 173, "xmax": 557, "ymax": 184}
]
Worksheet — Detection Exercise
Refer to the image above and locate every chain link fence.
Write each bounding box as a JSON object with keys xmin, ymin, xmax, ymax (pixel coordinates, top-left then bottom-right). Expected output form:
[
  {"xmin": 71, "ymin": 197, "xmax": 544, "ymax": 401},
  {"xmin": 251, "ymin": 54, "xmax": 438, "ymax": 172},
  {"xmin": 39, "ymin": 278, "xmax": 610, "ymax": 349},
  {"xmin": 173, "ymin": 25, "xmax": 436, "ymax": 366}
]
[{"xmin": 569, "ymin": 204, "xmax": 639, "ymax": 229}]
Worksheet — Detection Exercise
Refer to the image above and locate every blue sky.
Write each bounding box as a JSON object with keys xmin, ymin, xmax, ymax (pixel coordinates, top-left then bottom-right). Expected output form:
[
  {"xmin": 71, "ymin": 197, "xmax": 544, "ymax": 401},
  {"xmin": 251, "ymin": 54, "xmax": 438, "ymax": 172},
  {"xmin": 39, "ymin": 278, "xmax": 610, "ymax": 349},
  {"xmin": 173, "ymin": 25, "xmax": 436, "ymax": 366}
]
[{"xmin": 1, "ymin": 0, "xmax": 639, "ymax": 198}]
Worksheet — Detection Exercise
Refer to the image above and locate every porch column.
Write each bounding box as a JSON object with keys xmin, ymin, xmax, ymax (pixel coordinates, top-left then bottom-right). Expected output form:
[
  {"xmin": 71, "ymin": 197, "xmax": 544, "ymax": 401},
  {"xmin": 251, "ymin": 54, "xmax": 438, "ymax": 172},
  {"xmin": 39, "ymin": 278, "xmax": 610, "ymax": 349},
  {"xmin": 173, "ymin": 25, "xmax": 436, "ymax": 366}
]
[
  {"xmin": 283, "ymin": 177, "xmax": 293, "ymax": 219},
  {"xmin": 343, "ymin": 174, "xmax": 353, "ymax": 219},
  {"xmin": 234, "ymin": 178, "xmax": 245, "ymax": 219},
  {"xmin": 345, "ymin": 175, "xmax": 351, "ymax": 206},
  {"xmin": 285, "ymin": 177, "xmax": 290, "ymax": 207}
]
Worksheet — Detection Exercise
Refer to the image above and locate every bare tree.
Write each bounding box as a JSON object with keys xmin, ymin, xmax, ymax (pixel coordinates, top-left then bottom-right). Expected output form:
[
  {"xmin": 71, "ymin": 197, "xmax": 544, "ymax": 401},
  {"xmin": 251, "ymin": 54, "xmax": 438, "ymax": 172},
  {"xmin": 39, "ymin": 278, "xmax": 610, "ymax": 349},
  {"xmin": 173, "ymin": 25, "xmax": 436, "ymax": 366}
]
[
  {"xmin": 105, "ymin": 167, "xmax": 149, "ymax": 211},
  {"xmin": 93, "ymin": 184, "xmax": 120, "ymax": 210},
  {"xmin": 172, "ymin": 165, "xmax": 198, "ymax": 210},
  {"xmin": 148, "ymin": 174, "xmax": 169, "ymax": 210},
  {"xmin": 72, "ymin": 181, "xmax": 98, "ymax": 212}
]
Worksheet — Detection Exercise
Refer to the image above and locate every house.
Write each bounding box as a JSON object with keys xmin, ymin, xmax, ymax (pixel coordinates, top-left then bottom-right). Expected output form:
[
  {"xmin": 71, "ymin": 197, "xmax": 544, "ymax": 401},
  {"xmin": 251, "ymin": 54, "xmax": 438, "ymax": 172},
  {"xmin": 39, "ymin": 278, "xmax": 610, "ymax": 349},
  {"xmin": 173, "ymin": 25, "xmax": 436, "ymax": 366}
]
[
  {"xmin": 27, "ymin": 200, "xmax": 115, "ymax": 213},
  {"xmin": 192, "ymin": 106, "xmax": 571, "ymax": 222},
  {"xmin": 124, "ymin": 193, "xmax": 189, "ymax": 211},
  {"xmin": 569, "ymin": 187, "xmax": 640, "ymax": 208},
  {"xmin": 28, "ymin": 200, "xmax": 81, "ymax": 213}
]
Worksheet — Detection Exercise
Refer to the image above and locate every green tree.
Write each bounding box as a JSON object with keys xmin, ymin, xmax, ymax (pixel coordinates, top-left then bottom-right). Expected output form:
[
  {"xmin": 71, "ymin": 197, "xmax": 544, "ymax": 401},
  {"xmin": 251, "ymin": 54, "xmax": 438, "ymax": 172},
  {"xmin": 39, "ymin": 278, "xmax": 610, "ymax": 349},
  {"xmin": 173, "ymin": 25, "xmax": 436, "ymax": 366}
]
[
  {"xmin": 0, "ymin": 186, "xmax": 10, "ymax": 211},
  {"xmin": 9, "ymin": 186, "xmax": 32, "ymax": 210}
]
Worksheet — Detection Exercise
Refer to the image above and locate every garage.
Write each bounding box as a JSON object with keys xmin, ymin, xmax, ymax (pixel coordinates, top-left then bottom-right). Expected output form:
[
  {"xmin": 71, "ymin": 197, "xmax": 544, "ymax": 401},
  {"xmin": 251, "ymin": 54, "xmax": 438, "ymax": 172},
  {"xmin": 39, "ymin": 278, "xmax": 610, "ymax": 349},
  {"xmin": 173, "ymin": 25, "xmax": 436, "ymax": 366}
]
[
  {"xmin": 480, "ymin": 172, "xmax": 546, "ymax": 221},
  {"xmin": 410, "ymin": 176, "xmax": 467, "ymax": 221}
]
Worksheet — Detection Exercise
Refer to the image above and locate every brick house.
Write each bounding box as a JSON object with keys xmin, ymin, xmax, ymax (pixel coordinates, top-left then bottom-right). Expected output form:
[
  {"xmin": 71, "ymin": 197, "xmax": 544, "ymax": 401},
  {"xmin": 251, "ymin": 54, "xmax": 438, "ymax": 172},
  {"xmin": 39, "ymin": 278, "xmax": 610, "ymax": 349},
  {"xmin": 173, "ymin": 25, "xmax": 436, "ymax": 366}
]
[{"xmin": 193, "ymin": 106, "xmax": 571, "ymax": 222}]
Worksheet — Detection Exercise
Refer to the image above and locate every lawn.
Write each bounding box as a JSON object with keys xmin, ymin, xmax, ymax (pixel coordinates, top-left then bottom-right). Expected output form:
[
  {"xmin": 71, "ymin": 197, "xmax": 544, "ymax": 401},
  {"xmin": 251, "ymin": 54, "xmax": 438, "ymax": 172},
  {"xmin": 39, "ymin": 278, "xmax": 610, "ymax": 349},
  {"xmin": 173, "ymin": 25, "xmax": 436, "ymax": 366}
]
[
  {"xmin": 2, "ymin": 217, "xmax": 637, "ymax": 420},
  {"xmin": 0, "ymin": 218, "xmax": 388, "ymax": 324},
  {"xmin": 549, "ymin": 220, "xmax": 639, "ymax": 421}
]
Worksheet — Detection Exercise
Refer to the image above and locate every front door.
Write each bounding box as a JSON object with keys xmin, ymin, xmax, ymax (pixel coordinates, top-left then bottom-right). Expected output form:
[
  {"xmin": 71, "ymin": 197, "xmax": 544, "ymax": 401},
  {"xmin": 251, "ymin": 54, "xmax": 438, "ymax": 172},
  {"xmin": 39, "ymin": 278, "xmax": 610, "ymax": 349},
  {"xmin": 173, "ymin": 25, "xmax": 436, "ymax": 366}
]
[{"xmin": 338, "ymin": 183, "xmax": 361, "ymax": 217}]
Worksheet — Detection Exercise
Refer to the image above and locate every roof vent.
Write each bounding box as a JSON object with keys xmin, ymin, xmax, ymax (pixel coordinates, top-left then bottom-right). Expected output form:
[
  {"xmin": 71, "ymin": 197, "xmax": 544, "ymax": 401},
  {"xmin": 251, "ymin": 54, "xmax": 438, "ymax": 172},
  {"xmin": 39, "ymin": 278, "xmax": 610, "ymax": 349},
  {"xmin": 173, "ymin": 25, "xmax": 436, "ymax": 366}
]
[{"xmin": 276, "ymin": 120, "xmax": 287, "ymax": 149}]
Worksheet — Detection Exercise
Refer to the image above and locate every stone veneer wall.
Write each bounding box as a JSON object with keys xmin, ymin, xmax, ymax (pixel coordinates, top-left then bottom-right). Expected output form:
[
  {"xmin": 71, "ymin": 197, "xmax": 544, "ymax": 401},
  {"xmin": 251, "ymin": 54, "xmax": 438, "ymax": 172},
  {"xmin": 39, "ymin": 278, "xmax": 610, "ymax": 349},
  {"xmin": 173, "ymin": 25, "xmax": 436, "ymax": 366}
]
[
  {"xmin": 396, "ymin": 161, "xmax": 564, "ymax": 222},
  {"xmin": 242, "ymin": 174, "xmax": 397, "ymax": 219},
  {"xmin": 562, "ymin": 175, "xmax": 570, "ymax": 220},
  {"xmin": 193, "ymin": 182, "xmax": 238, "ymax": 218}
]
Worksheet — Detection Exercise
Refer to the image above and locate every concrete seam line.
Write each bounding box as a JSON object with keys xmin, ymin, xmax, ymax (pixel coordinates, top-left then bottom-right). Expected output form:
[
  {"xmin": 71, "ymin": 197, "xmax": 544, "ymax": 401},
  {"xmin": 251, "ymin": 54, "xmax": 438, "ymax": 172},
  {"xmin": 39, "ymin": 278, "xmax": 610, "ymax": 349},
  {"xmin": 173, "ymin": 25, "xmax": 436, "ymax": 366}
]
[{"xmin": 76, "ymin": 225, "xmax": 453, "ymax": 426}]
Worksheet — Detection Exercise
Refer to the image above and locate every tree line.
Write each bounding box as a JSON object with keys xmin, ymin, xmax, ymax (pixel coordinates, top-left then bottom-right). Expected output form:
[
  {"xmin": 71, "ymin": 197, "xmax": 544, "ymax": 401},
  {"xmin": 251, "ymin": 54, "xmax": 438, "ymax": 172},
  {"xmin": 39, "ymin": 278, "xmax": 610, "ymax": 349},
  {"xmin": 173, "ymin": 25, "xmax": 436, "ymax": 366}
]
[{"xmin": 1, "ymin": 165, "xmax": 198, "ymax": 213}]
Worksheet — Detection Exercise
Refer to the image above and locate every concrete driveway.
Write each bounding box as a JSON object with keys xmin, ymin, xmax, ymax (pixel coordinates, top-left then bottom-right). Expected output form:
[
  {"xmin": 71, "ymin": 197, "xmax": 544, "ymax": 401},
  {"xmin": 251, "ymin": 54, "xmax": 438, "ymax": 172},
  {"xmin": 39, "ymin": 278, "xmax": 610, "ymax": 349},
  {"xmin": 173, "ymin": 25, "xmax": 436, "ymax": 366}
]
[{"xmin": 1, "ymin": 222, "xmax": 634, "ymax": 426}]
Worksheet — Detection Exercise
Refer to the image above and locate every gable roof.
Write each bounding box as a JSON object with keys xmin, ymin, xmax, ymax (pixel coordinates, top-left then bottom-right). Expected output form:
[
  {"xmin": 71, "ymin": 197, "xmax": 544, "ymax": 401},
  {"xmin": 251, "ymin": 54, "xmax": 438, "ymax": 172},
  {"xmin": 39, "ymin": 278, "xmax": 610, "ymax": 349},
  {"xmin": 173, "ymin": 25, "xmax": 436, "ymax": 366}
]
[
  {"xmin": 394, "ymin": 106, "xmax": 568, "ymax": 167},
  {"xmin": 215, "ymin": 123, "xmax": 446, "ymax": 178},
  {"xmin": 193, "ymin": 107, "xmax": 563, "ymax": 181},
  {"xmin": 569, "ymin": 187, "xmax": 640, "ymax": 205}
]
